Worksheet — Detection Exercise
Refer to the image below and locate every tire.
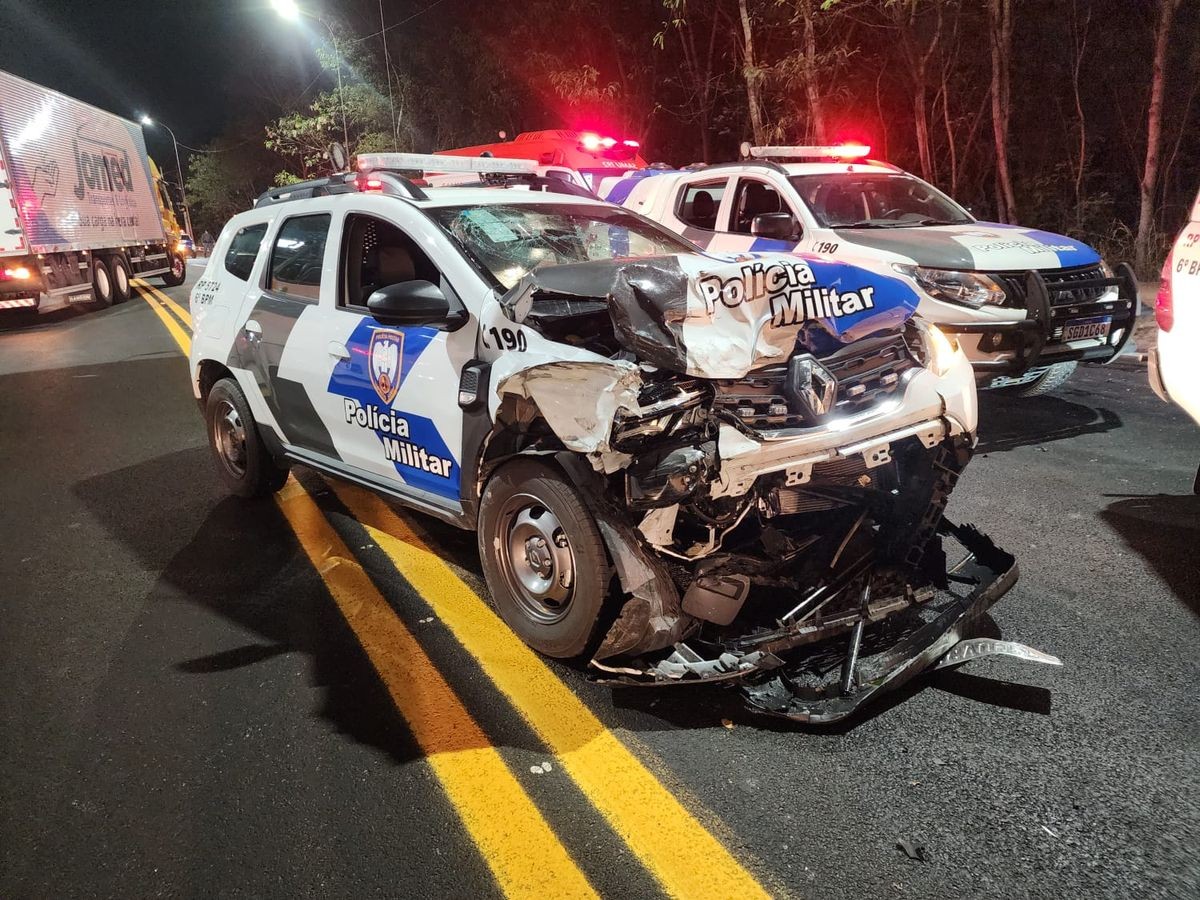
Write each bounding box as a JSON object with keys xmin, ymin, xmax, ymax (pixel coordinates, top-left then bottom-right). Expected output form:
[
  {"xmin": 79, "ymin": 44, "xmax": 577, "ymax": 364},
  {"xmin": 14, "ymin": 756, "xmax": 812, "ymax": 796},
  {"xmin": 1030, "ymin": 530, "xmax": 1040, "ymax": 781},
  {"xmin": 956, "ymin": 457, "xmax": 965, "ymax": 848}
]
[
  {"xmin": 89, "ymin": 256, "xmax": 113, "ymax": 309},
  {"xmin": 477, "ymin": 458, "xmax": 611, "ymax": 658},
  {"xmin": 161, "ymin": 251, "xmax": 186, "ymax": 287},
  {"xmin": 998, "ymin": 361, "xmax": 1078, "ymax": 398},
  {"xmin": 108, "ymin": 256, "xmax": 131, "ymax": 303},
  {"xmin": 204, "ymin": 377, "xmax": 288, "ymax": 498}
]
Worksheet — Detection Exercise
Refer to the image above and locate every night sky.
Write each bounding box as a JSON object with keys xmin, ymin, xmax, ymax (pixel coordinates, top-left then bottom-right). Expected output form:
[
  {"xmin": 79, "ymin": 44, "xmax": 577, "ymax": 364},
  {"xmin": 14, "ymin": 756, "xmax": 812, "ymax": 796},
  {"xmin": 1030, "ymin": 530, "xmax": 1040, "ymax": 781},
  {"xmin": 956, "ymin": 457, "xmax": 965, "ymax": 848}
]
[{"xmin": 0, "ymin": 0, "xmax": 329, "ymax": 170}]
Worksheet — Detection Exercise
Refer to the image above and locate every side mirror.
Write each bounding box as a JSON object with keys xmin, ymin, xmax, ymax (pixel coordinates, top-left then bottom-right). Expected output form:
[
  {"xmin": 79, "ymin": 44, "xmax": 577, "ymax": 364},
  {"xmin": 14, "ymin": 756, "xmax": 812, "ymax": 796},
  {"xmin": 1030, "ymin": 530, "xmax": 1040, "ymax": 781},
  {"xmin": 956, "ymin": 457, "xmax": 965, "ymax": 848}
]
[
  {"xmin": 366, "ymin": 280, "xmax": 465, "ymax": 329},
  {"xmin": 751, "ymin": 212, "xmax": 798, "ymax": 242}
]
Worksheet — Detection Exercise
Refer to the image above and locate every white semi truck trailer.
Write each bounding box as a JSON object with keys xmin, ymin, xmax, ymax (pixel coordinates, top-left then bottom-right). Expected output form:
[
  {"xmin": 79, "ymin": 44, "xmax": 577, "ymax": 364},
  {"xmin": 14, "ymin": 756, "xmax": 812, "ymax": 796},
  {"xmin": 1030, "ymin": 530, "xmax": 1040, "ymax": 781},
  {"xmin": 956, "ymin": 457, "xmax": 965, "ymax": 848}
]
[{"xmin": 0, "ymin": 68, "xmax": 186, "ymax": 314}]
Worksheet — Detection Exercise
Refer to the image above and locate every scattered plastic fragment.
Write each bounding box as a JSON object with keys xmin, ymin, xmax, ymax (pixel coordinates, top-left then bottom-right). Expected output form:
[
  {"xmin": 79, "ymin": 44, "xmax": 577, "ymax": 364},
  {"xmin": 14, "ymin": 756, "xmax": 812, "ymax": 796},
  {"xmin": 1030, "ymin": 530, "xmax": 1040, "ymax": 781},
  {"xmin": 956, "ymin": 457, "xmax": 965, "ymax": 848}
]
[
  {"xmin": 530, "ymin": 761, "xmax": 554, "ymax": 775},
  {"xmin": 721, "ymin": 719, "xmax": 735, "ymax": 730},
  {"xmin": 895, "ymin": 839, "xmax": 929, "ymax": 862}
]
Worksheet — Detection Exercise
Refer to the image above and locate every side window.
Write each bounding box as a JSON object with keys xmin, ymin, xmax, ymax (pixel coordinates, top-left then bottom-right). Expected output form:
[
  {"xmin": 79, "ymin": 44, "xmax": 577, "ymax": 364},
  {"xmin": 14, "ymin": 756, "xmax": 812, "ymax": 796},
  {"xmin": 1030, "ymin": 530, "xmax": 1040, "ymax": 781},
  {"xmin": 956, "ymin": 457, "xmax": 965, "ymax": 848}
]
[
  {"xmin": 268, "ymin": 214, "xmax": 331, "ymax": 301},
  {"xmin": 730, "ymin": 178, "xmax": 792, "ymax": 235},
  {"xmin": 676, "ymin": 179, "xmax": 727, "ymax": 230},
  {"xmin": 340, "ymin": 214, "xmax": 443, "ymax": 310},
  {"xmin": 224, "ymin": 223, "xmax": 268, "ymax": 282}
]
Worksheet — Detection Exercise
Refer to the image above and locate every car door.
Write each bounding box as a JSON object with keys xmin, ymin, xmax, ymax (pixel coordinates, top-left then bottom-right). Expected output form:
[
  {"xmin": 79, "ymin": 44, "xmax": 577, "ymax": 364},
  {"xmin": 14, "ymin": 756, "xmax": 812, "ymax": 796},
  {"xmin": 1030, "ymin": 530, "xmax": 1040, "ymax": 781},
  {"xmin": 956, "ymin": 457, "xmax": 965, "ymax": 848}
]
[
  {"xmin": 708, "ymin": 175, "xmax": 805, "ymax": 254},
  {"xmin": 667, "ymin": 175, "xmax": 731, "ymax": 251},
  {"xmin": 313, "ymin": 202, "xmax": 482, "ymax": 510},
  {"xmin": 231, "ymin": 210, "xmax": 341, "ymax": 458}
]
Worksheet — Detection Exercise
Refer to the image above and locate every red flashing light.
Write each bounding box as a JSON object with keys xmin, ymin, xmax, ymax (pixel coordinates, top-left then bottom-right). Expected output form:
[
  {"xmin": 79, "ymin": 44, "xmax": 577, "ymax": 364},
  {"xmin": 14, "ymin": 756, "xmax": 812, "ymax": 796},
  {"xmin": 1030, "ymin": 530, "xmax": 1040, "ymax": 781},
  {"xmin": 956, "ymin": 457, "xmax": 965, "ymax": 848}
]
[
  {"xmin": 1156, "ymin": 251, "xmax": 1174, "ymax": 332},
  {"xmin": 579, "ymin": 132, "xmax": 603, "ymax": 151},
  {"xmin": 360, "ymin": 176, "xmax": 384, "ymax": 193},
  {"xmin": 622, "ymin": 139, "xmax": 640, "ymax": 148},
  {"xmin": 834, "ymin": 143, "xmax": 871, "ymax": 159}
]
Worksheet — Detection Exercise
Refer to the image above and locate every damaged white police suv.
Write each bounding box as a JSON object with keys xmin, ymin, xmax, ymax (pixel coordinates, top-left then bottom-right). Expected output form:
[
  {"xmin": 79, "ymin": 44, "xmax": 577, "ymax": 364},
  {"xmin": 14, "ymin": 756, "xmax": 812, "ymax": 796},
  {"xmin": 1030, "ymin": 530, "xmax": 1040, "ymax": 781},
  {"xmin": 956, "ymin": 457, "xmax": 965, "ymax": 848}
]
[
  {"xmin": 602, "ymin": 145, "xmax": 1139, "ymax": 396},
  {"xmin": 189, "ymin": 153, "xmax": 1058, "ymax": 724}
]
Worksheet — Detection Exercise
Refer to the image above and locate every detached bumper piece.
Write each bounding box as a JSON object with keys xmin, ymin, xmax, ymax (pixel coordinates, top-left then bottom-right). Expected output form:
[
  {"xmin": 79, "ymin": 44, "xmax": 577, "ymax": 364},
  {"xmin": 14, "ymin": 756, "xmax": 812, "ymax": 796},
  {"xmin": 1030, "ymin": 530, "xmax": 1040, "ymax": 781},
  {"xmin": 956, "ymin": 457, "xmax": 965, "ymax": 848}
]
[
  {"xmin": 944, "ymin": 262, "xmax": 1140, "ymax": 376},
  {"xmin": 594, "ymin": 520, "xmax": 1056, "ymax": 725}
]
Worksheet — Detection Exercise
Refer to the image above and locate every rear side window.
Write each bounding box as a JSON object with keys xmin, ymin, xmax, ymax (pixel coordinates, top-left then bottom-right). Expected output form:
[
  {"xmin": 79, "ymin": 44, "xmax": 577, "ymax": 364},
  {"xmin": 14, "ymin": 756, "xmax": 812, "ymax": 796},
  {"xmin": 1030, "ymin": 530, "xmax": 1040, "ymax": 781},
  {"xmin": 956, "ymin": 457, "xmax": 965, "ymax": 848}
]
[
  {"xmin": 269, "ymin": 214, "xmax": 331, "ymax": 301},
  {"xmin": 224, "ymin": 223, "xmax": 267, "ymax": 282},
  {"xmin": 676, "ymin": 180, "xmax": 727, "ymax": 230}
]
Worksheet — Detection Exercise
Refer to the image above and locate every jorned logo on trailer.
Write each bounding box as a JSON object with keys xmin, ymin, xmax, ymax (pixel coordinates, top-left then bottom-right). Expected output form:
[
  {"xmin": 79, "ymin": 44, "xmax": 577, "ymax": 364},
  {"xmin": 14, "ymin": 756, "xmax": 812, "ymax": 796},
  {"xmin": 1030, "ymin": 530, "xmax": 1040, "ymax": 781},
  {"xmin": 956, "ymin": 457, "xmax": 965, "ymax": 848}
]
[
  {"xmin": 368, "ymin": 328, "xmax": 404, "ymax": 405},
  {"xmin": 71, "ymin": 135, "xmax": 135, "ymax": 201}
]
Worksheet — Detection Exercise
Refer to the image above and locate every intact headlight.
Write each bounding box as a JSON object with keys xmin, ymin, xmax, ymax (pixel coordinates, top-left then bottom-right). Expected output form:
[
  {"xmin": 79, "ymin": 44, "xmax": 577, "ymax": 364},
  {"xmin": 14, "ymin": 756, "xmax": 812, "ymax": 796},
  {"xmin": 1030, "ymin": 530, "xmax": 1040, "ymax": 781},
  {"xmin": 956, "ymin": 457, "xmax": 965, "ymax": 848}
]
[{"xmin": 893, "ymin": 263, "xmax": 1006, "ymax": 308}]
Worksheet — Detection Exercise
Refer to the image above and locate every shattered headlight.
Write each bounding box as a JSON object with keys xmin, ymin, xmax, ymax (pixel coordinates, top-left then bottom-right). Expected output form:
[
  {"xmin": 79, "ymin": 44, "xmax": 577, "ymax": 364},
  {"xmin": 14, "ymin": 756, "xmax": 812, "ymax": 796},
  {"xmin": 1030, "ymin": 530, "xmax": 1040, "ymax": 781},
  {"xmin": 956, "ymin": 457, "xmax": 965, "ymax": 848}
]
[
  {"xmin": 893, "ymin": 264, "xmax": 1006, "ymax": 308},
  {"xmin": 906, "ymin": 319, "xmax": 962, "ymax": 378}
]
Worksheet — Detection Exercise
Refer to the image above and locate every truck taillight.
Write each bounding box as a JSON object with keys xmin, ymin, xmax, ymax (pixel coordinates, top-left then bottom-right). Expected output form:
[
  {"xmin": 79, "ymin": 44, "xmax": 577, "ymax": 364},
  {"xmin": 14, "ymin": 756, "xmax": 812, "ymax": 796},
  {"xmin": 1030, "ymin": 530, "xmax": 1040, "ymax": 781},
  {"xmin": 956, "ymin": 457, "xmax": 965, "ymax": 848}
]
[
  {"xmin": 1, "ymin": 265, "xmax": 32, "ymax": 281},
  {"xmin": 1156, "ymin": 251, "xmax": 1174, "ymax": 332}
]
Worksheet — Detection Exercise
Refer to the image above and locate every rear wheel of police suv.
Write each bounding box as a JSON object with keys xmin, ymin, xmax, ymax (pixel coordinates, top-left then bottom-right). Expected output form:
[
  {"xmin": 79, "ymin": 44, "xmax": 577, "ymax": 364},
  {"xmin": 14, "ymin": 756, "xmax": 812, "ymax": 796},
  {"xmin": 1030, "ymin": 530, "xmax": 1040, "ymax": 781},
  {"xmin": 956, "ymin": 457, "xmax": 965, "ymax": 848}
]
[
  {"xmin": 477, "ymin": 458, "xmax": 611, "ymax": 658},
  {"xmin": 108, "ymin": 256, "xmax": 131, "ymax": 303},
  {"xmin": 205, "ymin": 378, "xmax": 288, "ymax": 498},
  {"xmin": 1001, "ymin": 361, "xmax": 1078, "ymax": 398},
  {"xmin": 161, "ymin": 251, "xmax": 186, "ymax": 287},
  {"xmin": 89, "ymin": 257, "xmax": 114, "ymax": 309}
]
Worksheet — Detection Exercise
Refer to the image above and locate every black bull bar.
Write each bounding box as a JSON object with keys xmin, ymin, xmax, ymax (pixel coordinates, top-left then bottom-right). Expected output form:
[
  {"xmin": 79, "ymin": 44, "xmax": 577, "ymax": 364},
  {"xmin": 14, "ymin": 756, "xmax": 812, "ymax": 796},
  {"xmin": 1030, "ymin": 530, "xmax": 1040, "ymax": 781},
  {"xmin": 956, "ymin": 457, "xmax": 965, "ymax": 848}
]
[{"xmin": 941, "ymin": 262, "xmax": 1140, "ymax": 375}]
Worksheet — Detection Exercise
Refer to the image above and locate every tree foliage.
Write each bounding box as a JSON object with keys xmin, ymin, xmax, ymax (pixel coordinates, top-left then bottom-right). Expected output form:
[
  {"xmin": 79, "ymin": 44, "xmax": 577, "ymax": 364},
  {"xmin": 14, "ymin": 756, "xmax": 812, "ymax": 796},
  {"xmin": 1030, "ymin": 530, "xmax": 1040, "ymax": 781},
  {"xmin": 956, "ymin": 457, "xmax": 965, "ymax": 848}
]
[{"xmin": 185, "ymin": 0, "xmax": 1198, "ymax": 272}]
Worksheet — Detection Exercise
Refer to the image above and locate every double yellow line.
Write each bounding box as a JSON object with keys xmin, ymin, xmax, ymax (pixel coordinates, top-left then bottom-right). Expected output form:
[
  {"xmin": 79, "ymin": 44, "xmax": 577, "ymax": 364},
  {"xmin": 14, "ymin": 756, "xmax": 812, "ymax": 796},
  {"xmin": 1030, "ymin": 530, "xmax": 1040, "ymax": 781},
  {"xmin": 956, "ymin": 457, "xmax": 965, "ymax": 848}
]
[{"xmin": 136, "ymin": 281, "xmax": 772, "ymax": 899}]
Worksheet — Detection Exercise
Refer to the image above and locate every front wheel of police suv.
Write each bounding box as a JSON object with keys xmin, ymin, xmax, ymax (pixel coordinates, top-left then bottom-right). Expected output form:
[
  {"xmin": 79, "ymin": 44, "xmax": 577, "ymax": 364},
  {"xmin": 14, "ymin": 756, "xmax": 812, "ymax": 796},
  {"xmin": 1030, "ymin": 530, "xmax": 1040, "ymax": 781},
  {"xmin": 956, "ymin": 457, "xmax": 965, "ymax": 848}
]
[
  {"xmin": 478, "ymin": 458, "xmax": 612, "ymax": 658},
  {"xmin": 205, "ymin": 378, "xmax": 289, "ymax": 498}
]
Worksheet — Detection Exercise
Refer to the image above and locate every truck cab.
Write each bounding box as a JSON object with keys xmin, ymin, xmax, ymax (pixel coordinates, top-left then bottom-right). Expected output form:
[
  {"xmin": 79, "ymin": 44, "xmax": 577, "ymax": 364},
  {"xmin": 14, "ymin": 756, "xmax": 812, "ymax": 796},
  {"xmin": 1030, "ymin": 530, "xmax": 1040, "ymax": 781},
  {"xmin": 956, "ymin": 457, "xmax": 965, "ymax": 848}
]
[{"xmin": 606, "ymin": 146, "xmax": 1140, "ymax": 396}]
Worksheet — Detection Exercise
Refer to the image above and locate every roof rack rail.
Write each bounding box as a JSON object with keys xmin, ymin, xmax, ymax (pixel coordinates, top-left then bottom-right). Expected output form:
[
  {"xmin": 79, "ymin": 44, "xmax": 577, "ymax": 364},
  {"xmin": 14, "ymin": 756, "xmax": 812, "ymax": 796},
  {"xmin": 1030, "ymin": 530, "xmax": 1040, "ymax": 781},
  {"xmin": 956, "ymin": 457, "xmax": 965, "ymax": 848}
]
[
  {"xmin": 688, "ymin": 159, "xmax": 790, "ymax": 176},
  {"xmin": 254, "ymin": 170, "xmax": 427, "ymax": 208}
]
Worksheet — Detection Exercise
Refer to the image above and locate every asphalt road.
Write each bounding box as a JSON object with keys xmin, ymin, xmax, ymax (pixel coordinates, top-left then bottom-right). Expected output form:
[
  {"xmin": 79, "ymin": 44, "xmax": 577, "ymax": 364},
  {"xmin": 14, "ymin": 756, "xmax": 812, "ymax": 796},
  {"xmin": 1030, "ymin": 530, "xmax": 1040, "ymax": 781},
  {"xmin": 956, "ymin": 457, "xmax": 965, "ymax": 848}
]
[{"xmin": 2, "ymin": 266, "xmax": 1197, "ymax": 899}]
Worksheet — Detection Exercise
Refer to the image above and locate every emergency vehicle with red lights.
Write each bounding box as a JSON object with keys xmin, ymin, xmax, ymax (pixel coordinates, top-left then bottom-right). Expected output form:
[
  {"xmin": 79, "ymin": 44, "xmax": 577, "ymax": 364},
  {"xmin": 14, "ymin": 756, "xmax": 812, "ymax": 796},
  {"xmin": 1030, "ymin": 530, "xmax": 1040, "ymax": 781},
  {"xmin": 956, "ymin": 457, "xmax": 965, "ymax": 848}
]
[
  {"xmin": 437, "ymin": 129, "xmax": 649, "ymax": 192},
  {"xmin": 604, "ymin": 144, "xmax": 1140, "ymax": 396},
  {"xmin": 0, "ymin": 68, "xmax": 187, "ymax": 313}
]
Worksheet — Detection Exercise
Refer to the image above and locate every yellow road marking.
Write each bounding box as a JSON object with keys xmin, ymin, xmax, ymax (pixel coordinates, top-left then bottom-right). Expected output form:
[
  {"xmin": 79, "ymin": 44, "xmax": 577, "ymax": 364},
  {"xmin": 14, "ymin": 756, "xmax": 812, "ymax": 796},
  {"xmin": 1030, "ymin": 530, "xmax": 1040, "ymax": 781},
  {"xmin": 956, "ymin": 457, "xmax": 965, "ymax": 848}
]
[
  {"xmin": 138, "ymin": 306, "xmax": 598, "ymax": 899},
  {"xmin": 136, "ymin": 285, "xmax": 191, "ymax": 355},
  {"xmin": 275, "ymin": 477, "xmax": 598, "ymax": 900},
  {"xmin": 133, "ymin": 278, "xmax": 192, "ymax": 327},
  {"xmin": 138, "ymin": 278, "xmax": 767, "ymax": 897},
  {"xmin": 332, "ymin": 484, "xmax": 771, "ymax": 900}
]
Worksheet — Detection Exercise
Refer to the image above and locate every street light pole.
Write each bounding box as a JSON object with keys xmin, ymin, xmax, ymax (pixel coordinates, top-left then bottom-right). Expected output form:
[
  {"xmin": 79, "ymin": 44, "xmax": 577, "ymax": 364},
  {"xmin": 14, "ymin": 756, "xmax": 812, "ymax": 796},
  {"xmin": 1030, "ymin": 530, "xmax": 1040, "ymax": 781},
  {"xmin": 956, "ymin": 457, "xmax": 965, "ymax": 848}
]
[
  {"xmin": 139, "ymin": 115, "xmax": 194, "ymax": 238},
  {"xmin": 271, "ymin": 0, "xmax": 349, "ymax": 163},
  {"xmin": 317, "ymin": 16, "xmax": 351, "ymax": 154}
]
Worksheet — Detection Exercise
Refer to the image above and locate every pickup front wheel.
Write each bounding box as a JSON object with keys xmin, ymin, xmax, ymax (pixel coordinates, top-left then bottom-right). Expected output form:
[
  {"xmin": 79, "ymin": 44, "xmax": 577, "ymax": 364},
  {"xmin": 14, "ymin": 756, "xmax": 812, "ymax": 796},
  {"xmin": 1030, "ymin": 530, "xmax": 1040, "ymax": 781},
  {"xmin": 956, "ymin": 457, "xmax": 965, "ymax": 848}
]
[{"xmin": 477, "ymin": 458, "xmax": 611, "ymax": 658}]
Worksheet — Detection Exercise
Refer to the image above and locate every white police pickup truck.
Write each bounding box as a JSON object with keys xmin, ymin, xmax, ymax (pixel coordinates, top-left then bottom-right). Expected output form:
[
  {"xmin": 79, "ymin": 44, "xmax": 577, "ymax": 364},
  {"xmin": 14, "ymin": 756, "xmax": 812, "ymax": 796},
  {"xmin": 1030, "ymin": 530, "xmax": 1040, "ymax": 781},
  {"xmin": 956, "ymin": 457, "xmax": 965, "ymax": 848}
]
[
  {"xmin": 602, "ymin": 145, "xmax": 1139, "ymax": 396},
  {"xmin": 188, "ymin": 153, "xmax": 1056, "ymax": 723}
]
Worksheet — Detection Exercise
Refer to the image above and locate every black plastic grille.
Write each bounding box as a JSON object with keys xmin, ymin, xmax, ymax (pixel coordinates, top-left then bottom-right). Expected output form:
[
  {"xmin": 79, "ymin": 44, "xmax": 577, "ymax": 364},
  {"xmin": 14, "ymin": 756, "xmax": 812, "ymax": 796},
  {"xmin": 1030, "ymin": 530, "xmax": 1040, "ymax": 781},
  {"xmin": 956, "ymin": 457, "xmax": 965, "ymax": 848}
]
[
  {"xmin": 713, "ymin": 333, "xmax": 918, "ymax": 431},
  {"xmin": 993, "ymin": 263, "xmax": 1109, "ymax": 308}
]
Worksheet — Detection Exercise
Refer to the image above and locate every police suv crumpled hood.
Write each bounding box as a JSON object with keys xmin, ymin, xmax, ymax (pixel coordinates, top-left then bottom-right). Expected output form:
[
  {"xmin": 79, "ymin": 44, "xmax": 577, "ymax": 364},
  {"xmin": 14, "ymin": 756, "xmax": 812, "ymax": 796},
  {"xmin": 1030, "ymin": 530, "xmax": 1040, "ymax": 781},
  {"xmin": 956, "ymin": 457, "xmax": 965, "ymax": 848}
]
[
  {"xmin": 833, "ymin": 222, "xmax": 1103, "ymax": 272},
  {"xmin": 499, "ymin": 252, "xmax": 921, "ymax": 379}
]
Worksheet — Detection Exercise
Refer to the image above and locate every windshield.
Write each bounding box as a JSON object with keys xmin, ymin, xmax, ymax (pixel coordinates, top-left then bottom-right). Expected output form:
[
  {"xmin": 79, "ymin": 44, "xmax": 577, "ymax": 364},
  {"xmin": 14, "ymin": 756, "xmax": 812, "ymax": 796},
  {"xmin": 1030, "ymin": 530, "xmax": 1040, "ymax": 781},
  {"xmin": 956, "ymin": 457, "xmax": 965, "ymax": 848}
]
[
  {"xmin": 428, "ymin": 203, "xmax": 699, "ymax": 289},
  {"xmin": 789, "ymin": 172, "xmax": 972, "ymax": 228}
]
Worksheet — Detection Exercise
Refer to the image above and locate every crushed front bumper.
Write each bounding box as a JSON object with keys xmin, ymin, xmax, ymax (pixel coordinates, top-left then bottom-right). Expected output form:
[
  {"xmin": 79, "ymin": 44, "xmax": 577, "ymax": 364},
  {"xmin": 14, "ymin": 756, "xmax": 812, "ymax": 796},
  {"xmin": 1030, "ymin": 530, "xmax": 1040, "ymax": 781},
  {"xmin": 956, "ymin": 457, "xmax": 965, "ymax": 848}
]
[
  {"xmin": 942, "ymin": 263, "xmax": 1140, "ymax": 380},
  {"xmin": 593, "ymin": 520, "xmax": 1047, "ymax": 725}
]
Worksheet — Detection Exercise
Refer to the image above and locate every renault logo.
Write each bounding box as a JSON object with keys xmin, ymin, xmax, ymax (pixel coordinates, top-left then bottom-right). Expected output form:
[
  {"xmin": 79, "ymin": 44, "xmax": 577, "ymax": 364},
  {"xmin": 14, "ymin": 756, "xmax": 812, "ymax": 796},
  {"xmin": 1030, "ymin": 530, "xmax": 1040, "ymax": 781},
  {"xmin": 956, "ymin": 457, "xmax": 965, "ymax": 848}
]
[{"xmin": 785, "ymin": 355, "xmax": 838, "ymax": 418}]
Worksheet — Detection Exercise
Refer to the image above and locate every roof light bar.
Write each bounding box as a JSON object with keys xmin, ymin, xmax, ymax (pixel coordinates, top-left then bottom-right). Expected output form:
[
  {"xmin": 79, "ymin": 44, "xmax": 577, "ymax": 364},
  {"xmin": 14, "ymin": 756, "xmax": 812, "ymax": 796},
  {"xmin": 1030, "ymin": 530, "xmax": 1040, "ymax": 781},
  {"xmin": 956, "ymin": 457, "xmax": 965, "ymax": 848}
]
[
  {"xmin": 358, "ymin": 152, "xmax": 538, "ymax": 175},
  {"xmin": 744, "ymin": 144, "xmax": 871, "ymax": 160}
]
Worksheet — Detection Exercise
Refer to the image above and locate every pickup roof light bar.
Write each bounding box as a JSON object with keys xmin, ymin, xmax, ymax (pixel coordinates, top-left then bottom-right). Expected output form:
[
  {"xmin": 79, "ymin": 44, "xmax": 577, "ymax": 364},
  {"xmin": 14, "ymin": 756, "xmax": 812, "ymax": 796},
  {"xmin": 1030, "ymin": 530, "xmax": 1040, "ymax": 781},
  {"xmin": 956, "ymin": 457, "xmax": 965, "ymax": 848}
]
[
  {"xmin": 742, "ymin": 143, "xmax": 872, "ymax": 160},
  {"xmin": 357, "ymin": 152, "xmax": 538, "ymax": 175}
]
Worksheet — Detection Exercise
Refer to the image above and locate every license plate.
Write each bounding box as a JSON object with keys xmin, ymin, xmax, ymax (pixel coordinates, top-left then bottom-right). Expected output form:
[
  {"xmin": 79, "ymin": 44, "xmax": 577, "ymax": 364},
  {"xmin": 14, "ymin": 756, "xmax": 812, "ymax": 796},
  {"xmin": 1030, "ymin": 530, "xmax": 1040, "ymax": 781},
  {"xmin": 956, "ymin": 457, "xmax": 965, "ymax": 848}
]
[{"xmin": 1062, "ymin": 315, "xmax": 1111, "ymax": 342}]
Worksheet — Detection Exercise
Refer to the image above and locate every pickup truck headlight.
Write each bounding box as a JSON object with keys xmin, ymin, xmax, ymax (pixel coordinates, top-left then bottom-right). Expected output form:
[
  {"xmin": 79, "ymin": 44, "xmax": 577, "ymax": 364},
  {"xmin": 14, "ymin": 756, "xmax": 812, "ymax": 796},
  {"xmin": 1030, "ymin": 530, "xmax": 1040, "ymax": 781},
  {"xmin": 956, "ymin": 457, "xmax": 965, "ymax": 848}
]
[{"xmin": 892, "ymin": 264, "xmax": 1006, "ymax": 308}]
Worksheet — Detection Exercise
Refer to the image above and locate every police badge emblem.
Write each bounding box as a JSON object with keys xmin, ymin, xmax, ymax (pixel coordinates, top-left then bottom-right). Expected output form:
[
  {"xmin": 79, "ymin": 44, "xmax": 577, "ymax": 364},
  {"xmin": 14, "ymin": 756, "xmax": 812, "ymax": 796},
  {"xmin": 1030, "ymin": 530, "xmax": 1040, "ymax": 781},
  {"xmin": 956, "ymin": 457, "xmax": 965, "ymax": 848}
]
[{"xmin": 368, "ymin": 329, "xmax": 404, "ymax": 405}]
